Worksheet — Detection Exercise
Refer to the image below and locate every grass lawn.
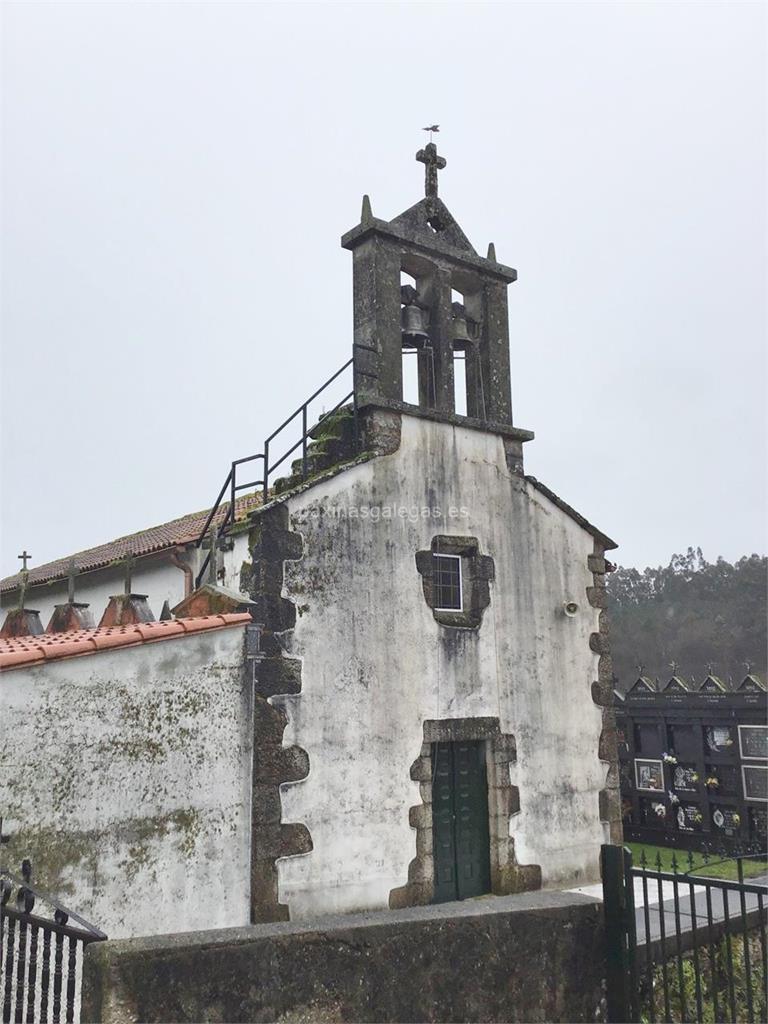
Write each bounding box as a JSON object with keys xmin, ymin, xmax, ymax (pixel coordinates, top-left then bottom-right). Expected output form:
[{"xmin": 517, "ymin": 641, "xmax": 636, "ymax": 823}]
[{"xmin": 626, "ymin": 842, "xmax": 767, "ymax": 881}]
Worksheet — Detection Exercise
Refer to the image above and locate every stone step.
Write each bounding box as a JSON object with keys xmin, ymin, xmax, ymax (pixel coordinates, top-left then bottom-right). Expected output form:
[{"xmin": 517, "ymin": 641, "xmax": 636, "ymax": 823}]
[
  {"xmin": 270, "ymin": 407, "xmax": 358, "ymax": 496},
  {"xmin": 307, "ymin": 406, "xmax": 356, "ymax": 442}
]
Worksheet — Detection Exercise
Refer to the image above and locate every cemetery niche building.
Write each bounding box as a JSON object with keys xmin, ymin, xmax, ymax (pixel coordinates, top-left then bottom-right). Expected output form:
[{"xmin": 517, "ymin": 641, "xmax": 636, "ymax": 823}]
[
  {"xmin": 616, "ymin": 672, "xmax": 767, "ymax": 852},
  {"xmin": 1, "ymin": 145, "xmax": 620, "ymax": 938}
]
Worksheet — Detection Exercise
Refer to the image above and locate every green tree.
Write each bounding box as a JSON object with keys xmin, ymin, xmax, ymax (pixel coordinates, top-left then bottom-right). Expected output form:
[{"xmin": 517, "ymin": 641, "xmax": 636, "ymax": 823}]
[{"xmin": 607, "ymin": 550, "xmax": 767, "ymax": 690}]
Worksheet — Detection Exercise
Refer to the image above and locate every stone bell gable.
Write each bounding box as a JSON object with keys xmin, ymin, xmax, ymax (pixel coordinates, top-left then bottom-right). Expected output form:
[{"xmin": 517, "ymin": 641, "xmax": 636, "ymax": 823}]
[{"xmin": 341, "ymin": 143, "xmax": 532, "ymax": 458}]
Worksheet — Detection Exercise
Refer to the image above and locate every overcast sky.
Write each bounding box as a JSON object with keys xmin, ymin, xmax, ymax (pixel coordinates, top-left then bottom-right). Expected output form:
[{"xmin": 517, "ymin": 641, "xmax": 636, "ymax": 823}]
[{"xmin": 1, "ymin": 1, "xmax": 765, "ymax": 578}]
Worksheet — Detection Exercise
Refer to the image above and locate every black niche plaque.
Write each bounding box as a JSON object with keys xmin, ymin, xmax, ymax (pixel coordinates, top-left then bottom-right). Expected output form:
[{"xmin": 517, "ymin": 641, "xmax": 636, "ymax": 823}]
[
  {"xmin": 739, "ymin": 725, "xmax": 768, "ymax": 760},
  {"xmin": 742, "ymin": 765, "xmax": 768, "ymax": 802}
]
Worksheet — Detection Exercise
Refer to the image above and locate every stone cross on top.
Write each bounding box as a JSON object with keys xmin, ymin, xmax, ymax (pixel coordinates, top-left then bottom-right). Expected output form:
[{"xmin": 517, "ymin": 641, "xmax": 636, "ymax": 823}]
[
  {"xmin": 17, "ymin": 551, "xmax": 31, "ymax": 611},
  {"xmin": 416, "ymin": 142, "xmax": 446, "ymax": 199},
  {"xmin": 67, "ymin": 558, "xmax": 77, "ymax": 604},
  {"xmin": 123, "ymin": 552, "xmax": 134, "ymax": 596}
]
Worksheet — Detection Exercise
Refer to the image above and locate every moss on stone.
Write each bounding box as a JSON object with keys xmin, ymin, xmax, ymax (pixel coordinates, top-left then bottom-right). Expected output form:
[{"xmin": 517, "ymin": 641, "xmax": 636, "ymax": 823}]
[
  {"xmin": 309, "ymin": 406, "xmax": 354, "ymax": 441},
  {"xmin": 5, "ymin": 808, "xmax": 210, "ymax": 896}
]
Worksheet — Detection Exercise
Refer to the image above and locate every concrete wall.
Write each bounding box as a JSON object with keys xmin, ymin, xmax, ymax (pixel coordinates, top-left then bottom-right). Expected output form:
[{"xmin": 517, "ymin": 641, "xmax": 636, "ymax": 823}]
[
  {"xmin": 0, "ymin": 625, "xmax": 252, "ymax": 939},
  {"xmin": 276, "ymin": 414, "xmax": 609, "ymax": 917},
  {"xmin": 81, "ymin": 889, "xmax": 605, "ymax": 1024},
  {"xmin": 1, "ymin": 534, "xmax": 251, "ymax": 626}
]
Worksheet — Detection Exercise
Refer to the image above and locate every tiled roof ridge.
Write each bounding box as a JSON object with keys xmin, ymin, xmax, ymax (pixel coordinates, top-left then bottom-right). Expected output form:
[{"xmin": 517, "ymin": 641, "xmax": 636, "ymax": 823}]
[
  {"xmin": 0, "ymin": 492, "xmax": 262, "ymax": 593},
  {"xmin": 0, "ymin": 613, "xmax": 252, "ymax": 672}
]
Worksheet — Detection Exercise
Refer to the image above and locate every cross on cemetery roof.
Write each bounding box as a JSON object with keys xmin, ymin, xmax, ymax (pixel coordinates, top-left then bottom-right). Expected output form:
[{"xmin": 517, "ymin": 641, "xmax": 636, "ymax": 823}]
[{"xmin": 18, "ymin": 551, "xmax": 31, "ymax": 571}]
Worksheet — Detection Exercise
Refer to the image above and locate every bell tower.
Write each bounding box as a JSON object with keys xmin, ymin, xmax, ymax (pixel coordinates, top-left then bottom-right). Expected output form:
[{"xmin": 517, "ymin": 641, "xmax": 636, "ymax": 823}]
[{"xmin": 341, "ymin": 144, "xmax": 533, "ymax": 459}]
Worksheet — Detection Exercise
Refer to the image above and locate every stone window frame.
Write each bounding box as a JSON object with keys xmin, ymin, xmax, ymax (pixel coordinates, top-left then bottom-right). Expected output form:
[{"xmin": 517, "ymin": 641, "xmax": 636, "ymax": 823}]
[
  {"xmin": 389, "ymin": 716, "xmax": 541, "ymax": 909},
  {"xmin": 415, "ymin": 535, "xmax": 494, "ymax": 629}
]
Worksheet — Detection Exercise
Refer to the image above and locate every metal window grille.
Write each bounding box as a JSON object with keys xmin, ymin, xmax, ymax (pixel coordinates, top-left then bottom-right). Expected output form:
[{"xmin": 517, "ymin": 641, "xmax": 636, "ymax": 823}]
[{"xmin": 433, "ymin": 554, "xmax": 462, "ymax": 611}]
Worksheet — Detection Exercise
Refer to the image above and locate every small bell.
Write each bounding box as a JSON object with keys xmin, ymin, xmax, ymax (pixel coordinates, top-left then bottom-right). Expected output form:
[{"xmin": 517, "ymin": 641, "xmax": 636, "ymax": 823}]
[
  {"xmin": 401, "ymin": 285, "xmax": 429, "ymax": 348},
  {"xmin": 451, "ymin": 302, "xmax": 473, "ymax": 351}
]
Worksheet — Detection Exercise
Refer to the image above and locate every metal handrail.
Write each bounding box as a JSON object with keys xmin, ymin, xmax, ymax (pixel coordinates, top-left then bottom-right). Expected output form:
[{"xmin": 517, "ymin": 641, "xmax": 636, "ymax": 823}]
[
  {"xmin": 267, "ymin": 391, "xmax": 354, "ymax": 476},
  {"xmin": 194, "ymin": 358, "xmax": 356, "ymax": 588},
  {"xmin": 0, "ymin": 866, "xmax": 107, "ymax": 941},
  {"xmin": 263, "ymin": 359, "xmax": 353, "ymax": 445},
  {"xmin": 633, "ymin": 865, "xmax": 768, "ymax": 896}
]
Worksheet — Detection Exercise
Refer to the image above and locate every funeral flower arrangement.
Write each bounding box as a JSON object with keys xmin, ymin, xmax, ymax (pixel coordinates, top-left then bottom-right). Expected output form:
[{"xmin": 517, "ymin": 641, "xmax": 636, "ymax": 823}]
[
  {"xmin": 706, "ymin": 776, "xmax": 720, "ymax": 789},
  {"xmin": 662, "ymin": 752, "xmax": 678, "ymax": 765}
]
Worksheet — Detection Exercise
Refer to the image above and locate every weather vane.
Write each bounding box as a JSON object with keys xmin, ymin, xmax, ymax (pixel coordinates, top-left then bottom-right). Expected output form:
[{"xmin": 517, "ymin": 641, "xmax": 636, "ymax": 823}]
[{"xmin": 422, "ymin": 124, "xmax": 440, "ymax": 143}]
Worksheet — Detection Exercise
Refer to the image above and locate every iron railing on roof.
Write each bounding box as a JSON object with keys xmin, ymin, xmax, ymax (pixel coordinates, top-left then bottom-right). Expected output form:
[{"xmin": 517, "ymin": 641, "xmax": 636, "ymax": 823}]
[{"xmin": 195, "ymin": 358, "xmax": 356, "ymax": 587}]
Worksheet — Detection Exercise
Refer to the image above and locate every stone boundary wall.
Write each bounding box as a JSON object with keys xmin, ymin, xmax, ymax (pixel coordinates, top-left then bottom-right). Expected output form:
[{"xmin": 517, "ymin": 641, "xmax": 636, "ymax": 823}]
[{"xmin": 82, "ymin": 890, "xmax": 605, "ymax": 1024}]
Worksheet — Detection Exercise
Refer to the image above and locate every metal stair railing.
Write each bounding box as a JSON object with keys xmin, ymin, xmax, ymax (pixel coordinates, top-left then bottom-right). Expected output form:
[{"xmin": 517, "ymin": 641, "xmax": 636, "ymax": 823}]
[{"xmin": 195, "ymin": 357, "xmax": 355, "ymax": 588}]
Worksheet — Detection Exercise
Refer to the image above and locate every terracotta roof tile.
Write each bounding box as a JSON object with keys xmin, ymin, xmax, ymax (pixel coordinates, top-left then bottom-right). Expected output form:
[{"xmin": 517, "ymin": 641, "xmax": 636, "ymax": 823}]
[
  {"xmin": 134, "ymin": 621, "xmax": 186, "ymax": 641},
  {"xmin": 0, "ymin": 493, "xmax": 262, "ymax": 594},
  {"xmin": 0, "ymin": 648, "xmax": 45, "ymax": 668},
  {"xmin": 177, "ymin": 616, "xmax": 229, "ymax": 633},
  {"xmin": 0, "ymin": 613, "xmax": 251, "ymax": 672}
]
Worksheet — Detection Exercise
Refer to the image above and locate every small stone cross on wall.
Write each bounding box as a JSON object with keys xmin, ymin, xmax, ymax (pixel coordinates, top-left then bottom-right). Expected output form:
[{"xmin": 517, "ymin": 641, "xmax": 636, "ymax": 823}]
[
  {"xmin": 17, "ymin": 551, "xmax": 31, "ymax": 610},
  {"xmin": 123, "ymin": 552, "xmax": 134, "ymax": 596},
  {"xmin": 67, "ymin": 558, "xmax": 77, "ymax": 604}
]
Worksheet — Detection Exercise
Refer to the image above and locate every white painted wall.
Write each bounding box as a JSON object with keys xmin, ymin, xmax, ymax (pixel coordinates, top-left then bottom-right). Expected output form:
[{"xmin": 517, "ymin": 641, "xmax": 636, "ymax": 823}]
[
  {"xmin": 276, "ymin": 414, "xmax": 609, "ymax": 918},
  {"xmin": 1, "ymin": 533, "xmax": 252, "ymax": 628},
  {"xmin": 218, "ymin": 531, "xmax": 252, "ymax": 594},
  {"xmin": 0, "ymin": 625, "xmax": 252, "ymax": 939},
  {"xmin": 1, "ymin": 558, "xmax": 190, "ymax": 627}
]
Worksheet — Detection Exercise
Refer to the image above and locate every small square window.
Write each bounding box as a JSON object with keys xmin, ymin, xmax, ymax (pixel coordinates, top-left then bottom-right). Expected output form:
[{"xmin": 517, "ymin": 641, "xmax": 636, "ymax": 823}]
[{"xmin": 433, "ymin": 554, "xmax": 462, "ymax": 611}]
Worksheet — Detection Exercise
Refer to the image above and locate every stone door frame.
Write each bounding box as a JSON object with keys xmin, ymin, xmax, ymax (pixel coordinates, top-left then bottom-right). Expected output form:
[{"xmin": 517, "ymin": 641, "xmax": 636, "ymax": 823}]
[{"xmin": 389, "ymin": 716, "xmax": 541, "ymax": 908}]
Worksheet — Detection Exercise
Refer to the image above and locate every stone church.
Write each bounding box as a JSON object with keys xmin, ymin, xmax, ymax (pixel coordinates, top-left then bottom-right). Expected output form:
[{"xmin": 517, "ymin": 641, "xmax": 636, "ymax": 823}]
[{"xmin": 1, "ymin": 145, "xmax": 620, "ymax": 937}]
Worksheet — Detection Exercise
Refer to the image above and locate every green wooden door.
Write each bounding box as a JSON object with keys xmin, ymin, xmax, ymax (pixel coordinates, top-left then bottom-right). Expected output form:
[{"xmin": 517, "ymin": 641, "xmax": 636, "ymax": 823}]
[{"xmin": 432, "ymin": 740, "xmax": 492, "ymax": 903}]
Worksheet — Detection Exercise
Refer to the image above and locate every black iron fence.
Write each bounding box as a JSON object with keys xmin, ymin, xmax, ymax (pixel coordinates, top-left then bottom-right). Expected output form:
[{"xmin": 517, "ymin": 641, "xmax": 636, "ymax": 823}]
[
  {"xmin": 602, "ymin": 843, "xmax": 767, "ymax": 1023},
  {"xmin": 1, "ymin": 861, "xmax": 106, "ymax": 1024}
]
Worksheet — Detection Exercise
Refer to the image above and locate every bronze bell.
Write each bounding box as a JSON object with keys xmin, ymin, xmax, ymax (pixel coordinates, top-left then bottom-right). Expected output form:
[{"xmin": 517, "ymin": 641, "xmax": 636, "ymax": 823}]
[
  {"xmin": 401, "ymin": 302, "xmax": 429, "ymax": 349},
  {"xmin": 451, "ymin": 302, "xmax": 473, "ymax": 351}
]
